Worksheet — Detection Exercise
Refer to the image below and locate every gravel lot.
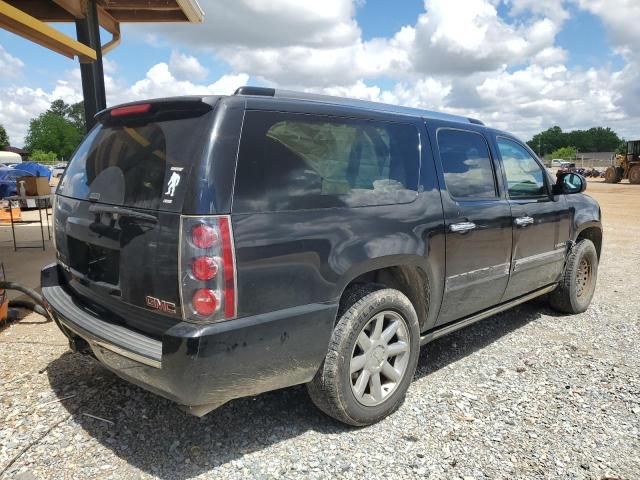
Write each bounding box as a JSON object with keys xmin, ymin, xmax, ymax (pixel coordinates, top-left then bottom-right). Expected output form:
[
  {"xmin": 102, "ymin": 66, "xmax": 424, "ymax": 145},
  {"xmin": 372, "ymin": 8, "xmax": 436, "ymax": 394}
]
[{"xmin": 1, "ymin": 180, "xmax": 639, "ymax": 479}]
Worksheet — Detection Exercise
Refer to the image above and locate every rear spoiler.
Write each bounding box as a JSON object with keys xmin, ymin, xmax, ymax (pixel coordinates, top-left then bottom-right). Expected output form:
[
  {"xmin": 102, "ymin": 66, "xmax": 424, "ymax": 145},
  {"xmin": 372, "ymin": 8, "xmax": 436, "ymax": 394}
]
[{"xmin": 96, "ymin": 97, "xmax": 215, "ymax": 126}]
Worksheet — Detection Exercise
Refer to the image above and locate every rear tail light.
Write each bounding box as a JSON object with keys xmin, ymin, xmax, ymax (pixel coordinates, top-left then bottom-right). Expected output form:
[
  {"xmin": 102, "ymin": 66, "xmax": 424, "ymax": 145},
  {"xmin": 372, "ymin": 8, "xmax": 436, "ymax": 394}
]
[
  {"xmin": 192, "ymin": 289, "xmax": 219, "ymax": 316},
  {"xmin": 179, "ymin": 216, "xmax": 237, "ymax": 323}
]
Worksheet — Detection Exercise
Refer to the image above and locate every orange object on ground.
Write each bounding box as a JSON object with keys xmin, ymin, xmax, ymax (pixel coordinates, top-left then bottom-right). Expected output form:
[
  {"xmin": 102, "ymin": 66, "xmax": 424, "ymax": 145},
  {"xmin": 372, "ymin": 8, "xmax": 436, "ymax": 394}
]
[
  {"xmin": 0, "ymin": 296, "xmax": 7, "ymax": 323},
  {"xmin": 0, "ymin": 205, "xmax": 21, "ymax": 223}
]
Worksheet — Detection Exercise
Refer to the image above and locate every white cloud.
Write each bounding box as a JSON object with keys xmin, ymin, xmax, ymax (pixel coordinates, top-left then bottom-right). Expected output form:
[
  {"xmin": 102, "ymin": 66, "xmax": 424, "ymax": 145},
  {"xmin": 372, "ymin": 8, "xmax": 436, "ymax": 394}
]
[
  {"xmin": 2, "ymin": 0, "xmax": 640, "ymax": 147},
  {"xmin": 120, "ymin": 63, "xmax": 247, "ymax": 101},
  {"xmin": 129, "ymin": 0, "xmax": 359, "ymax": 49},
  {"xmin": 0, "ymin": 57, "xmax": 249, "ymax": 146},
  {"xmin": 169, "ymin": 50, "xmax": 208, "ymax": 81},
  {"xmin": 408, "ymin": 0, "xmax": 564, "ymax": 75},
  {"xmin": 574, "ymin": 0, "xmax": 640, "ymax": 57},
  {"xmin": 0, "ymin": 45, "xmax": 24, "ymax": 78}
]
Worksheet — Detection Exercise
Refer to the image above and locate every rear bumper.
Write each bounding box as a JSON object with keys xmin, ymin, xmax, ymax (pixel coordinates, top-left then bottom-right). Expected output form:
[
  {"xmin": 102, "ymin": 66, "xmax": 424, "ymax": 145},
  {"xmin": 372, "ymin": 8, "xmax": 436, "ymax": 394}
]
[{"xmin": 41, "ymin": 263, "xmax": 335, "ymax": 414}]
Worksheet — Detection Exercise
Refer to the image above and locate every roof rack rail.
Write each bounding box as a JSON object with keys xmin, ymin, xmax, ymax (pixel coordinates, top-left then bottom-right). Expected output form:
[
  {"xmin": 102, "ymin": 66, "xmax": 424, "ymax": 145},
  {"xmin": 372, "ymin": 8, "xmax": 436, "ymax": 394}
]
[{"xmin": 233, "ymin": 85, "xmax": 483, "ymax": 125}]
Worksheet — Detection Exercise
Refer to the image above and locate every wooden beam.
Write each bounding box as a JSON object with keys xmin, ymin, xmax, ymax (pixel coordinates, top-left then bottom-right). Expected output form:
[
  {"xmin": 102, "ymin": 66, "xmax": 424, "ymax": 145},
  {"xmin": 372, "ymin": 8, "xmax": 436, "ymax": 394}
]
[
  {"xmin": 4, "ymin": 0, "xmax": 74, "ymax": 22},
  {"xmin": 52, "ymin": 0, "xmax": 85, "ymax": 18},
  {"xmin": 109, "ymin": 9, "xmax": 186, "ymax": 22},
  {"xmin": 0, "ymin": 0, "xmax": 96, "ymax": 62},
  {"xmin": 97, "ymin": 5, "xmax": 118, "ymax": 35},
  {"xmin": 102, "ymin": 0, "xmax": 178, "ymax": 9}
]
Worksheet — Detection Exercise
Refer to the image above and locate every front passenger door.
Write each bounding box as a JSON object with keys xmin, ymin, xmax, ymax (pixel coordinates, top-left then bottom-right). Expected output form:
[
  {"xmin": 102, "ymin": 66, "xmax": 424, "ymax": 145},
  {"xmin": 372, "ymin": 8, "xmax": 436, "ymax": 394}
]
[{"xmin": 496, "ymin": 137, "xmax": 571, "ymax": 301}]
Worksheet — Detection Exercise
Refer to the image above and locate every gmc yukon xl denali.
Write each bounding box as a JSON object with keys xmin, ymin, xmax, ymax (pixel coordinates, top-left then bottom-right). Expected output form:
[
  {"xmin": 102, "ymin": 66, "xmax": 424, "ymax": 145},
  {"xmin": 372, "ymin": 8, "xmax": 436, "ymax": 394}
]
[{"xmin": 42, "ymin": 87, "xmax": 602, "ymax": 425}]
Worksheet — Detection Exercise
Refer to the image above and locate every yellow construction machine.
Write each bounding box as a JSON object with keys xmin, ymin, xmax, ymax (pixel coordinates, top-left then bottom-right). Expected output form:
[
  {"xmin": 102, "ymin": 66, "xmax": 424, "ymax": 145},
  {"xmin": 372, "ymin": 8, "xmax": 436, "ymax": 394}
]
[{"xmin": 605, "ymin": 140, "xmax": 640, "ymax": 183}]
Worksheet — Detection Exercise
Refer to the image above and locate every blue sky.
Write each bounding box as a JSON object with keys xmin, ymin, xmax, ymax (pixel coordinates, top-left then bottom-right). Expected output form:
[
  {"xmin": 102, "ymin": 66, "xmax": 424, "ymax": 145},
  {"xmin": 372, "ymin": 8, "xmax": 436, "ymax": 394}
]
[{"xmin": 0, "ymin": 0, "xmax": 638, "ymax": 145}]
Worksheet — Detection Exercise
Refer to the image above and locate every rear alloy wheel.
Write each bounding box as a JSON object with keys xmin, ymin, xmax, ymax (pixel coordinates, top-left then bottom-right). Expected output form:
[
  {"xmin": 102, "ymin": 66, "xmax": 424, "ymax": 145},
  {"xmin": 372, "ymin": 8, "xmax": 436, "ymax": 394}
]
[
  {"xmin": 307, "ymin": 286, "xmax": 420, "ymax": 426},
  {"xmin": 549, "ymin": 239, "xmax": 598, "ymax": 314},
  {"xmin": 349, "ymin": 310, "xmax": 411, "ymax": 407},
  {"xmin": 604, "ymin": 166, "xmax": 621, "ymax": 183},
  {"xmin": 629, "ymin": 166, "xmax": 640, "ymax": 185}
]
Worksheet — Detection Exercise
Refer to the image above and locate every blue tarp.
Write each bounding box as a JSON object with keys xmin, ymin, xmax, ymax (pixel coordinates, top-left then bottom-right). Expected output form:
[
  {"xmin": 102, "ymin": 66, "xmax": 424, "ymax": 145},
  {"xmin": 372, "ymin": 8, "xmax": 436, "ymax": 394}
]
[{"xmin": 17, "ymin": 162, "xmax": 51, "ymax": 178}]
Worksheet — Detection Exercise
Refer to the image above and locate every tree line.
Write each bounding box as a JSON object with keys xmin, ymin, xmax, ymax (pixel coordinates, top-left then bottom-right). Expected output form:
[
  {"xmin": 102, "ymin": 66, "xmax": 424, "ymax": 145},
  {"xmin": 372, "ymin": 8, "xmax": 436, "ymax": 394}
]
[
  {"xmin": 526, "ymin": 126, "xmax": 625, "ymax": 158},
  {"xmin": 0, "ymin": 99, "xmax": 86, "ymax": 164}
]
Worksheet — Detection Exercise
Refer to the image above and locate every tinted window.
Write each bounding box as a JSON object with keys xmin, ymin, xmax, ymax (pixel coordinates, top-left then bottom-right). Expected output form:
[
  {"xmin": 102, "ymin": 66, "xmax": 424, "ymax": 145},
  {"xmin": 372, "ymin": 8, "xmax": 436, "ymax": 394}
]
[
  {"xmin": 58, "ymin": 113, "xmax": 211, "ymax": 212},
  {"xmin": 234, "ymin": 111, "xmax": 420, "ymax": 211},
  {"xmin": 437, "ymin": 129, "xmax": 496, "ymax": 199},
  {"xmin": 497, "ymin": 138, "xmax": 547, "ymax": 198}
]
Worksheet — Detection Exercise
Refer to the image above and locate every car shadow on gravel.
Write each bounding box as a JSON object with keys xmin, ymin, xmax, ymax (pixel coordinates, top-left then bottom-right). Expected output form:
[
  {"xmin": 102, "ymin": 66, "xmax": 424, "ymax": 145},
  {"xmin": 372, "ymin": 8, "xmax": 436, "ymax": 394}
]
[
  {"xmin": 45, "ymin": 297, "xmax": 562, "ymax": 479},
  {"xmin": 415, "ymin": 296, "xmax": 560, "ymax": 378}
]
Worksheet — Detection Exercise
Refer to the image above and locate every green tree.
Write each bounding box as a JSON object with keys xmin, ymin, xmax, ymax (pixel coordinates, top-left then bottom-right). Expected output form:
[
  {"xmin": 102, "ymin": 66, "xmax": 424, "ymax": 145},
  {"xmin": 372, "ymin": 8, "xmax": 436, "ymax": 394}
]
[
  {"xmin": 30, "ymin": 150, "xmax": 58, "ymax": 163},
  {"xmin": 0, "ymin": 124, "xmax": 9, "ymax": 149},
  {"xmin": 24, "ymin": 100, "xmax": 84, "ymax": 160},
  {"xmin": 68, "ymin": 101, "xmax": 86, "ymax": 131},
  {"xmin": 550, "ymin": 146, "xmax": 578, "ymax": 160},
  {"xmin": 528, "ymin": 126, "xmax": 622, "ymax": 155}
]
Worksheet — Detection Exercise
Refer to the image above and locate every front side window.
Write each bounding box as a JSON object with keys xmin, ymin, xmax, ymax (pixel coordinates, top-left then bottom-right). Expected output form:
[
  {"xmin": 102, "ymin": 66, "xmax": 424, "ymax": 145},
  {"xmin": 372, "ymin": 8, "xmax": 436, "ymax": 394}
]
[
  {"xmin": 437, "ymin": 129, "xmax": 497, "ymax": 200},
  {"xmin": 497, "ymin": 138, "xmax": 547, "ymax": 198},
  {"xmin": 233, "ymin": 111, "xmax": 420, "ymax": 211}
]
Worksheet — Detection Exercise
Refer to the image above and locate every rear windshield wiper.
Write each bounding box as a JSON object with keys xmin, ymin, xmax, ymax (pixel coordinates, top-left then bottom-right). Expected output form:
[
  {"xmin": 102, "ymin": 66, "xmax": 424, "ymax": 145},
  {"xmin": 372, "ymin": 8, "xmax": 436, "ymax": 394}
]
[{"xmin": 88, "ymin": 204, "xmax": 158, "ymax": 223}]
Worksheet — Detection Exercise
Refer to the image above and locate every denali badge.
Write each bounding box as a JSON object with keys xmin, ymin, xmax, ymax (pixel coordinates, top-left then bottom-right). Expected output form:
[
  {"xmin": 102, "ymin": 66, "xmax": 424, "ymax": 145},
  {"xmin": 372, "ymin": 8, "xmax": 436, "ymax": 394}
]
[{"xmin": 145, "ymin": 296, "xmax": 176, "ymax": 314}]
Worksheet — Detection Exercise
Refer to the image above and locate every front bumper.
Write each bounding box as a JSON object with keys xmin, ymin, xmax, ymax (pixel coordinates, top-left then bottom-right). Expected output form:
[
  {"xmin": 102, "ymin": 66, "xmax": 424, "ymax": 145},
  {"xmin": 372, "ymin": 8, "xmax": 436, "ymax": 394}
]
[{"xmin": 41, "ymin": 263, "xmax": 336, "ymax": 415}]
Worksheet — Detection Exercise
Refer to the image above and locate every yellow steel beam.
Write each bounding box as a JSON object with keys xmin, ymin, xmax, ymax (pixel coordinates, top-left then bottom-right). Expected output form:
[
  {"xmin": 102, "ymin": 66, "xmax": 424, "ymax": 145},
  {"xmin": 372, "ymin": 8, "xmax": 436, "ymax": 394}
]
[{"xmin": 0, "ymin": 0, "xmax": 96, "ymax": 62}]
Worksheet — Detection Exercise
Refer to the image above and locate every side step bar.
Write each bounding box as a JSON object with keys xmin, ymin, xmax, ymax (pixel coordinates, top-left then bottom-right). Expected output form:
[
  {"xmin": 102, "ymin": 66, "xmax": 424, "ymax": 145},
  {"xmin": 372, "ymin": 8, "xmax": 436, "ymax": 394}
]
[{"xmin": 420, "ymin": 284, "xmax": 556, "ymax": 346}]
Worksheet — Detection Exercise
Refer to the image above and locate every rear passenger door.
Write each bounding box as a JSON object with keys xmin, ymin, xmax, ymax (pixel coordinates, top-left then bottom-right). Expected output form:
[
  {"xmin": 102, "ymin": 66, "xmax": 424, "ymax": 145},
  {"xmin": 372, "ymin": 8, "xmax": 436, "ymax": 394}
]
[
  {"xmin": 431, "ymin": 126, "xmax": 513, "ymax": 324},
  {"xmin": 494, "ymin": 137, "xmax": 571, "ymax": 301}
]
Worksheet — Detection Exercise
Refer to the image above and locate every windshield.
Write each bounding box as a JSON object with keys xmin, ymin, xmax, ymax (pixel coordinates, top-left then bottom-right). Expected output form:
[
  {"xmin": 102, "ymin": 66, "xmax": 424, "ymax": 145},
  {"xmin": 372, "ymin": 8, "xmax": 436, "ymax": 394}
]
[{"xmin": 58, "ymin": 112, "xmax": 212, "ymax": 212}]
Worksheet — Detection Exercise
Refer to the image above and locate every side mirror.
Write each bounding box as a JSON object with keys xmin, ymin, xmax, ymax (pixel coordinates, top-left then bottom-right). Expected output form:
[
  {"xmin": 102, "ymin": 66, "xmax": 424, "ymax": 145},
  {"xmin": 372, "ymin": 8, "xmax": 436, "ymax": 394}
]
[{"xmin": 553, "ymin": 172, "xmax": 587, "ymax": 195}]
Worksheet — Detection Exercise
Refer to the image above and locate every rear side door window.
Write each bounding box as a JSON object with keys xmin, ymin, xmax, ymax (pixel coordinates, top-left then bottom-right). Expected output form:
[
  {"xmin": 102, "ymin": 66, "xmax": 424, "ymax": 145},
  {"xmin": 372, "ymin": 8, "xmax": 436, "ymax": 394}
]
[
  {"xmin": 496, "ymin": 138, "xmax": 548, "ymax": 198},
  {"xmin": 233, "ymin": 111, "xmax": 421, "ymax": 212},
  {"xmin": 437, "ymin": 129, "xmax": 497, "ymax": 199}
]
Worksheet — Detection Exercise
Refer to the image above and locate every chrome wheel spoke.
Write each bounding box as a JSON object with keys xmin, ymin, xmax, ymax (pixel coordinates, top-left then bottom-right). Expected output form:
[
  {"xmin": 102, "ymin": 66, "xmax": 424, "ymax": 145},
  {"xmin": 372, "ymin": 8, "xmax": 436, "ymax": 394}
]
[
  {"xmin": 353, "ymin": 369, "xmax": 371, "ymax": 399},
  {"xmin": 370, "ymin": 372, "xmax": 383, "ymax": 402},
  {"xmin": 357, "ymin": 331, "xmax": 372, "ymax": 352},
  {"xmin": 350, "ymin": 354, "xmax": 367, "ymax": 374},
  {"xmin": 371, "ymin": 313, "xmax": 384, "ymax": 340},
  {"xmin": 386, "ymin": 341, "xmax": 408, "ymax": 357},
  {"xmin": 380, "ymin": 320, "xmax": 400, "ymax": 344},
  {"xmin": 381, "ymin": 361, "xmax": 401, "ymax": 382}
]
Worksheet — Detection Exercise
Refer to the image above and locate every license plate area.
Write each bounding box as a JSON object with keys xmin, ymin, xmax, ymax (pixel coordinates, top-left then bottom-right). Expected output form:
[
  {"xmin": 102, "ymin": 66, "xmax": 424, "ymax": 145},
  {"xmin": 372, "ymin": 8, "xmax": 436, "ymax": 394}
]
[{"xmin": 67, "ymin": 236, "xmax": 120, "ymax": 285}]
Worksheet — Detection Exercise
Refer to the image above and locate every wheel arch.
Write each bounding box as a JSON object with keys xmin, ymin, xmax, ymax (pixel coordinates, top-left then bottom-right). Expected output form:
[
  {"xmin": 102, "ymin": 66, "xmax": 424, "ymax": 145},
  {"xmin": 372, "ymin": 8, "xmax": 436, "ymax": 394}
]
[
  {"xmin": 574, "ymin": 223, "xmax": 603, "ymax": 260},
  {"xmin": 335, "ymin": 256, "xmax": 438, "ymax": 332}
]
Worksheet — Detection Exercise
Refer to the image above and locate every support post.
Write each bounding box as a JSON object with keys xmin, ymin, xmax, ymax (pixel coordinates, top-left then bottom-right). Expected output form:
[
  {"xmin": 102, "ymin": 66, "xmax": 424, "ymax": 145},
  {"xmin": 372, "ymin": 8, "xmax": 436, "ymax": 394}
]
[{"xmin": 75, "ymin": 0, "xmax": 106, "ymax": 131}]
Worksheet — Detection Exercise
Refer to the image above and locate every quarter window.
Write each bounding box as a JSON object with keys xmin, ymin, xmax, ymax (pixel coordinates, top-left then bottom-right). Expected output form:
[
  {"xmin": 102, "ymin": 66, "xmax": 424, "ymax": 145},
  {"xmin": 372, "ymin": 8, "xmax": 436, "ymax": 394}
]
[
  {"xmin": 233, "ymin": 111, "xmax": 421, "ymax": 211},
  {"xmin": 497, "ymin": 138, "xmax": 547, "ymax": 198},
  {"xmin": 437, "ymin": 129, "xmax": 497, "ymax": 199}
]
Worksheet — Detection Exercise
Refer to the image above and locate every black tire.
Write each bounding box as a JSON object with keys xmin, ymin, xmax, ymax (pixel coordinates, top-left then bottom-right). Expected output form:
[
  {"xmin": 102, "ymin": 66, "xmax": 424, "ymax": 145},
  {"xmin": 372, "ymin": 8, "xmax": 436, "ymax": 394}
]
[
  {"xmin": 307, "ymin": 285, "xmax": 420, "ymax": 426},
  {"xmin": 629, "ymin": 166, "xmax": 640, "ymax": 185},
  {"xmin": 604, "ymin": 167, "xmax": 621, "ymax": 183},
  {"xmin": 549, "ymin": 239, "xmax": 598, "ymax": 314}
]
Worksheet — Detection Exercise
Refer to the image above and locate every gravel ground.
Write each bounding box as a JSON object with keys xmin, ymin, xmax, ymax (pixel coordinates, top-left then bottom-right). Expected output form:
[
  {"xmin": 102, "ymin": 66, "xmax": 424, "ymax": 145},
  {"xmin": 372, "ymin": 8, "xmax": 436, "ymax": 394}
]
[{"xmin": 1, "ymin": 180, "xmax": 639, "ymax": 480}]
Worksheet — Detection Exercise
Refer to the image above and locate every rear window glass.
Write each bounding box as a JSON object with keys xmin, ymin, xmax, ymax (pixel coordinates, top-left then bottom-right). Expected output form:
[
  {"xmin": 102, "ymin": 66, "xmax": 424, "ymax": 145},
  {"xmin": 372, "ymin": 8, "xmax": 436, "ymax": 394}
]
[
  {"xmin": 234, "ymin": 111, "xmax": 420, "ymax": 212},
  {"xmin": 437, "ymin": 129, "xmax": 497, "ymax": 200},
  {"xmin": 58, "ymin": 113, "xmax": 211, "ymax": 212}
]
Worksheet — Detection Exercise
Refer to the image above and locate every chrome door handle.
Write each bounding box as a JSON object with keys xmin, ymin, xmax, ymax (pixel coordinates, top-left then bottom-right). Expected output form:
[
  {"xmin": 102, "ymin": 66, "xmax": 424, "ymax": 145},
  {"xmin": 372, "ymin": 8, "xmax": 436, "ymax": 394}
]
[
  {"xmin": 450, "ymin": 221, "xmax": 476, "ymax": 233},
  {"xmin": 515, "ymin": 216, "xmax": 534, "ymax": 227}
]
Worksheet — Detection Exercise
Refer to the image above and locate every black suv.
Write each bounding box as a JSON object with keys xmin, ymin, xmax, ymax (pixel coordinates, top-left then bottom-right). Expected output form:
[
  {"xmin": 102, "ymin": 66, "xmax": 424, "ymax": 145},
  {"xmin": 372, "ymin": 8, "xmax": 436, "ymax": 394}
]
[{"xmin": 42, "ymin": 87, "xmax": 602, "ymax": 426}]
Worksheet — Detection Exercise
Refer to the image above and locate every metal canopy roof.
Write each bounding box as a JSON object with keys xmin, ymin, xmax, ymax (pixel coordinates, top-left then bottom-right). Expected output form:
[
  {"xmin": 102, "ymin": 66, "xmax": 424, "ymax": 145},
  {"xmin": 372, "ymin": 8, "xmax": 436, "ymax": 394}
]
[
  {"xmin": 10, "ymin": 0, "xmax": 204, "ymax": 24},
  {"xmin": 0, "ymin": 0, "xmax": 203, "ymax": 61}
]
